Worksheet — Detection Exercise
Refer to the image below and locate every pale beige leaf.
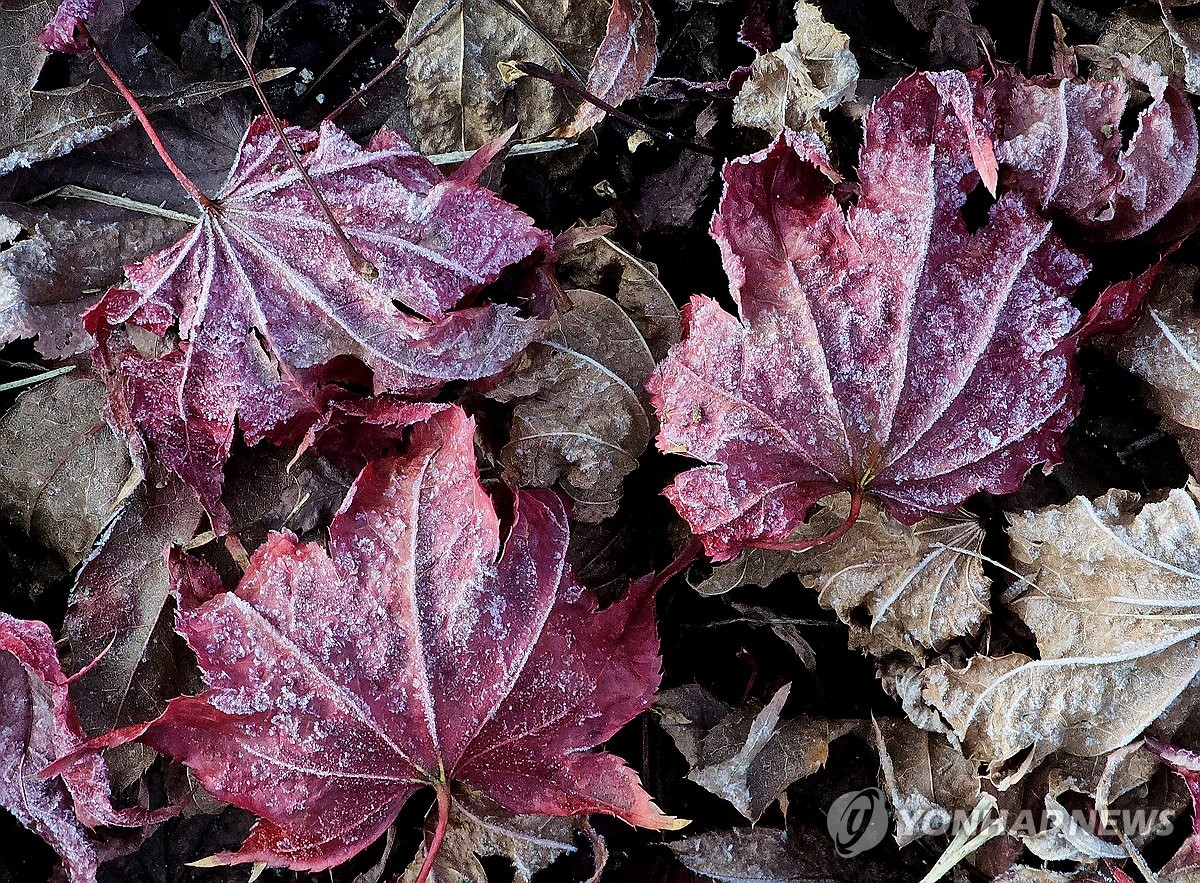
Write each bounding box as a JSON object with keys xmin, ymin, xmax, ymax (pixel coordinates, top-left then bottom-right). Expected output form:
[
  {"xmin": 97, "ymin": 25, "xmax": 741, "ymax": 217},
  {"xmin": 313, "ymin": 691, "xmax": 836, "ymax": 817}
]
[
  {"xmin": 0, "ymin": 375, "xmax": 134, "ymax": 567},
  {"xmin": 873, "ymin": 717, "xmax": 981, "ymax": 847},
  {"xmin": 401, "ymin": 787, "xmax": 581, "ymax": 883},
  {"xmin": 486, "ymin": 287, "xmax": 659, "ymax": 521},
  {"xmin": 690, "ymin": 549, "xmax": 814, "ymax": 596},
  {"xmin": 402, "ymin": 0, "xmax": 609, "ymax": 153},
  {"xmin": 815, "ymin": 505, "xmax": 990, "ymax": 659},
  {"xmin": 909, "ymin": 484, "xmax": 1200, "ymax": 767},
  {"xmin": 731, "ymin": 0, "xmax": 858, "ymax": 135}
]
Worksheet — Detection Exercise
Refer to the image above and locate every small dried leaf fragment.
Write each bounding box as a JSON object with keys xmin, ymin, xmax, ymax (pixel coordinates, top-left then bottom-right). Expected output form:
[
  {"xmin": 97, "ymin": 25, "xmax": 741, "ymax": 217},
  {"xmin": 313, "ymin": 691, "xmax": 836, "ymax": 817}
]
[
  {"xmin": 0, "ymin": 612, "xmax": 167, "ymax": 883},
  {"xmin": 651, "ymin": 72, "xmax": 1085, "ymax": 561},
  {"xmin": 657, "ymin": 683, "xmax": 847, "ymax": 821},
  {"xmin": 89, "ymin": 118, "xmax": 548, "ymax": 528},
  {"xmin": 69, "ymin": 407, "xmax": 679, "ymax": 871},
  {"xmin": 913, "ymin": 484, "xmax": 1200, "ymax": 766},
  {"xmin": 814, "ymin": 503, "xmax": 990, "ymax": 659},
  {"xmin": 486, "ymin": 288, "xmax": 658, "ymax": 521},
  {"xmin": 0, "ymin": 374, "xmax": 134, "ymax": 568},
  {"xmin": 732, "ymin": 0, "xmax": 859, "ymax": 135},
  {"xmin": 401, "ymin": 788, "xmax": 580, "ymax": 883}
]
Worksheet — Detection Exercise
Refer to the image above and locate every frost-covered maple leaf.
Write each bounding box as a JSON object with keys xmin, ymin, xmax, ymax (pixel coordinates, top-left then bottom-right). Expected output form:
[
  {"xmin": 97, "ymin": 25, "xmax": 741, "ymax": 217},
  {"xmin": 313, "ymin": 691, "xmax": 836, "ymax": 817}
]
[
  {"xmin": 649, "ymin": 71, "xmax": 1094, "ymax": 561},
  {"xmin": 86, "ymin": 118, "xmax": 549, "ymax": 528},
  {"xmin": 57, "ymin": 406, "xmax": 680, "ymax": 871},
  {"xmin": 1, "ymin": 613, "xmax": 169, "ymax": 883}
]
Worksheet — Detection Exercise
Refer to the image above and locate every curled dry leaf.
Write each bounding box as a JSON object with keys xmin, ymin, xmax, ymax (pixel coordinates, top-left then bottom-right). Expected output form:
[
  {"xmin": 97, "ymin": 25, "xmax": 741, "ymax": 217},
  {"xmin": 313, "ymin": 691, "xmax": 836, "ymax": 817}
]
[
  {"xmin": 89, "ymin": 118, "xmax": 548, "ymax": 529},
  {"xmin": 401, "ymin": 787, "xmax": 584, "ymax": 883},
  {"xmin": 656, "ymin": 683, "xmax": 850, "ymax": 821},
  {"xmin": 561, "ymin": 0, "xmax": 659, "ymax": 136},
  {"xmin": 731, "ymin": 0, "xmax": 859, "ymax": 136},
  {"xmin": 651, "ymin": 72, "xmax": 1087, "ymax": 561},
  {"xmin": 61, "ymin": 407, "xmax": 680, "ymax": 871},
  {"xmin": 0, "ymin": 374, "xmax": 135, "ymax": 568},
  {"xmin": 992, "ymin": 60, "xmax": 1199, "ymax": 242},
  {"xmin": 873, "ymin": 717, "xmax": 981, "ymax": 848},
  {"xmin": 0, "ymin": 612, "xmax": 169, "ymax": 883},
  {"xmin": 0, "ymin": 202, "xmax": 189, "ymax": 359},
  {"xmin": 814, "ymin": 502, "xmax": 990, "ymax": 659},
  {"xmin": 485, "ymin": 288, "xmax": 658, "ymax": 522},
  {"xmin": 402, "ymin": 0, "xmax": 609, "ymax": 153},
  {"xmin": 911, "ymin": 483, "xmax": 1200, "ymax": 768}
]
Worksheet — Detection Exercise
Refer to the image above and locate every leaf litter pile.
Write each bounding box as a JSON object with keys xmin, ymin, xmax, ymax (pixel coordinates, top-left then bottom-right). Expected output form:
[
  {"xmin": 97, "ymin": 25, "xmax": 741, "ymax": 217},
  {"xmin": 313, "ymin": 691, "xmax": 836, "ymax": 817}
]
[{"xmin": 14, "ymin": 1, "xmax": 1200, "ymax": 882}]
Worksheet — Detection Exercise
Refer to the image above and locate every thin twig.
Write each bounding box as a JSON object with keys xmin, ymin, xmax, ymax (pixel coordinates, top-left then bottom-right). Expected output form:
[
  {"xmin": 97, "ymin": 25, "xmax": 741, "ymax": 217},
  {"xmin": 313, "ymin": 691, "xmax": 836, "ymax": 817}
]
[
  {"xmin": 0, "ymin": 364, "xmax": 76, "ymax": 393},
  {"xmin": 209, "ymin": 0, "xmax": 379, "ymax": 280},
  {"xmin": 82, "ymin": 25, "xmax": 214, "ymax": 210},
  {"xmin": 1027, "ymin": 0, "xmax": 1047, "ymax": 73},
  {"xmin": 30, "ymin": 185, "xmax": 200, "ymax": 223},
  {"xmin": 508, "ymin": 62, "xmax": 719, "ymax": 157}
]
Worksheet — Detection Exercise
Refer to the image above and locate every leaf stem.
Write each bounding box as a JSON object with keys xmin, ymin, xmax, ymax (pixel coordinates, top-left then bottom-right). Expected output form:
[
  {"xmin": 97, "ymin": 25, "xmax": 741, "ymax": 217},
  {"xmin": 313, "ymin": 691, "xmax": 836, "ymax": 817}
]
[
  {"xmin": 81, "ymin": 26, "xmax": 214, "ymax": 211},
  {"xmin": 754, "ymin": 488, "xmax": 864, "ymax": 553},
  {"xmin": 413, "ymin": 781, "xmax": 452, "ymax": 883},
  {"xmin": 507, "ymin": 61, "xmax": 719, "ymax": 158},
  {"xmin": 208, "ymin": 0, "xmax": 379, "ymax": 280},
  {"xmin": 650, "ymin": 537, "xmax": 703, "ymax": 592}
]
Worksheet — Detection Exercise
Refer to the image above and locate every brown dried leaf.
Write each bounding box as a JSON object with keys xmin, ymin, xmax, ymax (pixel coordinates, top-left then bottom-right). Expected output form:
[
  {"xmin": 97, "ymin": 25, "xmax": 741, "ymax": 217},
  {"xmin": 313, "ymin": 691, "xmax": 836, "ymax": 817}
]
[
  {"xmin": 0, "ymin": 374, "xmax": 134, "ymax": 567},
  {"xmin": 1092, "ymin": 8, "xmax": 1186, "ymax": 84},
  {"xmin": 401, "ymin": 788, "xmax": 581, "ymax": 883},
  {"xmin": 910, "ymin": 483, "xmax": 1200, "ymax": 767},
  {"xmin": 814, "ymin": 504, "xmax": 991, "ymax": 659},
  {"xmin": 657, "ymin": 683, "xmax": 849, "ymax": 821},
  {"xmin": 731, "ymin": 0, "xmax": 858, "ymax": 135},
  {"xmin": 402, "ymin": 0, "xmax": 609, "ymax": 152},
  {"xmin": 690, "ymin": 549, "xmax": 815, "ymax": 596},
  {"xmin": 486, "ymin": 287, "xmax": 660, "ymax": 521},
  {"xmin": 873, "ymin": 717, "xmax": 981, "ymax": 847},
  {"xmin": 0, "ymin": 201, "xmax": 190, "ymax": 359}
]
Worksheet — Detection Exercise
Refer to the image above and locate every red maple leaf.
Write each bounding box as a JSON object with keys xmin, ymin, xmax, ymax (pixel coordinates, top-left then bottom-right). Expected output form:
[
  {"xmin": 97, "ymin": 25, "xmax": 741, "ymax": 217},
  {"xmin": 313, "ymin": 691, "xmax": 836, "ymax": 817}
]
[
  {"xmin": 86, "ymin": 118, "xmax": 549, "ymax": 528},
  {"xmin": 55, "ymin": 406, "xmax": 680, "ymax": 873},
  {"xmin": 1, "ymin": 613, "xmax": 170, "ymax": 883},
  {"xmin": 649, "ymin": 71, "xmax": 1099, "ymax": 561}
]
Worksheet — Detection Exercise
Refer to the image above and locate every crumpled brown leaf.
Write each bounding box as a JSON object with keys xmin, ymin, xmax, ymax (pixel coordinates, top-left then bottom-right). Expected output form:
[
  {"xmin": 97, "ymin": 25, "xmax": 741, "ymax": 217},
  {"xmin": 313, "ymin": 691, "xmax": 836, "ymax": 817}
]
[
  {"xmin": 402, "ymin": 0, "xmax": 609, "ymax": 152},
  {"xmin": 0, "ymin": 201, "xmax": 190, "ymax": 358},
  {"xmin": 657, "ymin": 683, "xmax": 852, "ymax": 821},
  {"xmin": 401, "ymin": 787, "xmax": 584, "ymax": 883},
  {"xmin": 731, "ymin": 0, "xmax": 858, "ymax": 135},
  {"xmin": 0, "ymin": 374, "xmax": 134, "ymax": 568},
  {"xmin": 873, "ymin": 717, "xmax": 981, "ymax": 847},
  {"xmin": 901, "ymin": 483, "xmax": 1200, "ymax": 769},
  {"xmin": 814, "ymin": 503, "xmax": 991, "ymax": 660}
]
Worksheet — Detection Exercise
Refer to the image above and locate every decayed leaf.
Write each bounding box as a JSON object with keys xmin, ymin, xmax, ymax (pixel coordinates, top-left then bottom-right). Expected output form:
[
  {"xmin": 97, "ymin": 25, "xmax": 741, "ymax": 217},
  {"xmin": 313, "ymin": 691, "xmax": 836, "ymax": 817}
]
[
  {"xmin": 1109, "ymin": 262, "xmax": 1200, "ymax": 471},
  {"xmin": 0, "ymin": 612, "xmax": 167, "ymax": 883},
  {"xmin": 401, "ymin": 787, "xmax": 581, "ymax": 883},
  {"xmin": 64, "ymin": 479, "xmax": 202, "ymax": 751},
  {"xmin": 814, "ymin": 502, "xmax": 990, "ymax": 659},
  {"xmin": 88, "ymin": 118, "xmax": 548, "ymax": 529},
  {"xmin": 912, "ymin": 483, "xmax": 1200, "ymax": 768},
  {"xmin": 891, "ymin": 0, "xmax": 983, "ymax": 69},
  {"xmin": 650, "ymin": 72, "xmax": 1088, "ymax": 561},
  {"xmin": 562, "ymin": 0, "xmax": 659, "ymax": 136},
  {"xmin": 1093, "ymin": 9, "xmax": 1188, "ymax": 86},
  {"xmin": 485, "ymin": 288, "xmax": 657, "ymax": 522},
  {"xmin": 993, "ymin": 61, "xmax": 1199, "ymax": 241},
  {"xmin": 402, "ymin": 0, "xmax": 609, "ymax": 152},
  {"xmin": 731, "ymin": 0, "xmax": 858, "ymax": 135},
  {"xmin": 0, "ymin": 374, "xmax": 135, "ymax": 568},
  {"xmin": 66, "ymin": 406, "xmax": 679, "ymax": 870},
  {"xmin": 689, "ymin": 548, "xmax": 813, "ymax": 596},
  {"xmin": 873, "ymin": 717, "xmax": 980, "ymax": 847},
  {"xmin": 657, "ymin": 683, "xmax": 847, "ymax": 821}
]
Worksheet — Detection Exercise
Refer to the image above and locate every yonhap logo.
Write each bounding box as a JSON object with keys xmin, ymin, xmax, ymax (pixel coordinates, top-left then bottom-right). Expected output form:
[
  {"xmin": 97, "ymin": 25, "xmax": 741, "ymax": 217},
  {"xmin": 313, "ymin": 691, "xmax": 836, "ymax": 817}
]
[{"xmin": 827, "ymin": 788, "xmax": 889, "ymax": 857}]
